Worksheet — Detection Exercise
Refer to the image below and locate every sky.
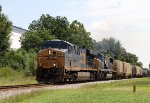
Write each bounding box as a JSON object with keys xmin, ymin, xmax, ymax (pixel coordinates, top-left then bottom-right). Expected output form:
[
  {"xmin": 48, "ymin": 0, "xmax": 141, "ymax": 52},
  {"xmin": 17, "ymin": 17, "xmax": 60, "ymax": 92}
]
[{"xmin": 0, "ymin": 0, "xmax": 150, "ymax": 68}]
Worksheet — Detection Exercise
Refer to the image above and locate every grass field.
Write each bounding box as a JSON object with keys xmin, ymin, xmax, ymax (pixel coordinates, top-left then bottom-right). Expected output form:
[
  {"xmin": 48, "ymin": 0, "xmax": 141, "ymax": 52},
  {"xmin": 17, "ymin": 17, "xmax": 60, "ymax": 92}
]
[
  {"xmin": 1, "ymin": 78, "xmax": 150, "ymax": 103},
  {"xmin": 0, "ymin": 67, "xmax": 37, "ymax": 86}
]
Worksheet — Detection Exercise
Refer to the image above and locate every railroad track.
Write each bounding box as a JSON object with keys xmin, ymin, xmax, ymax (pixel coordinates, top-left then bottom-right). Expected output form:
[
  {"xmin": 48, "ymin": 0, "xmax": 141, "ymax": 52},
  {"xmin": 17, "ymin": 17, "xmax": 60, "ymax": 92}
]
[
  {"xmin": 0, "ymin": 80, "xmax": 99, "ymax": 91},
  {"xmin": 0, "ymin": 78, "xmax": 130, "ymax": 91},
  {"xmin": 0, "ymin": 81, "xmax": 91, "ymax": 91},
  {"xmin": 0, "ymin": 84, "xmax": 51, "ymax": 91}
]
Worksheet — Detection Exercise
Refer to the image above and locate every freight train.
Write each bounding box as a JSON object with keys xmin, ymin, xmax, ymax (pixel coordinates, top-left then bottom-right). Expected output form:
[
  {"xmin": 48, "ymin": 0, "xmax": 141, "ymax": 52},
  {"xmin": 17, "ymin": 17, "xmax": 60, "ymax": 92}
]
[{"xmin": 36, "ymin": 39, "xmax": 149, "ymax": 83}]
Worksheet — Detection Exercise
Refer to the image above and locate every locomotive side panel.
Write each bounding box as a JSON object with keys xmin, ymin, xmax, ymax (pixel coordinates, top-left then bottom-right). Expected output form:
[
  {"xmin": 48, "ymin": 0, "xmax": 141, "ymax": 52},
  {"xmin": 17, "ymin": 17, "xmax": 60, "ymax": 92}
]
[
  {"xmin": 64, "ymin": 48, "xmax": 101, "ymax": 81},
  {"xmin": 64, "ymin": 51, "xmax": 82, "ymax": 71},
  {"xmin": 64, "ymin": 49, "xmax": 100, "ymax": 71}
]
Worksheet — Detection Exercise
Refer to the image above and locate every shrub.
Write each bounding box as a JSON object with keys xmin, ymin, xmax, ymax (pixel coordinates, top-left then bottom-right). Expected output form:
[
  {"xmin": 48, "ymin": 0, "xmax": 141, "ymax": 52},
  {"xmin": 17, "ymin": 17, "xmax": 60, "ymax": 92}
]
[
  {"xmin": 0, "ymin": 67, "xmax": 24, "ymax": 79},
  {"xmin": 0, "ymin": 49, "xmax": 37, "ymax": 76}
]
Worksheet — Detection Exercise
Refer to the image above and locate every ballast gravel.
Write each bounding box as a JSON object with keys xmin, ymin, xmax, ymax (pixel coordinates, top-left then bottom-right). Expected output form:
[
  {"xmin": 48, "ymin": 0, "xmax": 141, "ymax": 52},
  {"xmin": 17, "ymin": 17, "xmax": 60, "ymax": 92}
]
[{"xmin": 0, "ymin": 79, "xmax": 126, "ymax": 100}]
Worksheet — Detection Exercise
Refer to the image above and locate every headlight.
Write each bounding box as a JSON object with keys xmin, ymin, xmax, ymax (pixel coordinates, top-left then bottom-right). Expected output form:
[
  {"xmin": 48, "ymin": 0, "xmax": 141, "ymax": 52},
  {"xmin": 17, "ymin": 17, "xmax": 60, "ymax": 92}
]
[{"xmin": 48, "ymin": 50, "xmax": 51, "ymax": 54}]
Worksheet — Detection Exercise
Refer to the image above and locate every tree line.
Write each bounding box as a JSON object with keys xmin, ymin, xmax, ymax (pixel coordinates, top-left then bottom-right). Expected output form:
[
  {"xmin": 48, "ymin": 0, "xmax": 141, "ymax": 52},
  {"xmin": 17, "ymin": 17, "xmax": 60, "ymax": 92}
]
[
  {"xmin": 0, "ymin": 5, "xmax": 143, "ymax": 76},
  {"xmin": 95, "ymin": 38, "xmax": 143, "ymax": 67}
]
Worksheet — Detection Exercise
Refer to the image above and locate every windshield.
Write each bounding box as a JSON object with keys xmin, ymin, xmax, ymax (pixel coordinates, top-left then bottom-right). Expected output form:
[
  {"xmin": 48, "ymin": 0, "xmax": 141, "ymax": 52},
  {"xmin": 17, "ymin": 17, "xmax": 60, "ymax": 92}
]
[{"xmin": 40, "ymin": 40, "xmax": 71, "ymax": 50}]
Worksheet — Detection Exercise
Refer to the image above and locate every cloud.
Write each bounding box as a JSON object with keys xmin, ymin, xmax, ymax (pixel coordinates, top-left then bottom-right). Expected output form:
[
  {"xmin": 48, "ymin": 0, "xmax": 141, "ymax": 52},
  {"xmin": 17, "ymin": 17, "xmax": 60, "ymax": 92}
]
[{"xmin": 79, "ymin": 0, "xmax": 150, "ymax": 67}]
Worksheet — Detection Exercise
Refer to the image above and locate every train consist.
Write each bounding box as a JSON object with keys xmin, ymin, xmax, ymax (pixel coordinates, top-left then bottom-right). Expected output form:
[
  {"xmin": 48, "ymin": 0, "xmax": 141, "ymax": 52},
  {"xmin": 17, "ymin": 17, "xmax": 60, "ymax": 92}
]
[{"xmin": 36, "ymin": 39, "xmax": 149, "ymax": 83}]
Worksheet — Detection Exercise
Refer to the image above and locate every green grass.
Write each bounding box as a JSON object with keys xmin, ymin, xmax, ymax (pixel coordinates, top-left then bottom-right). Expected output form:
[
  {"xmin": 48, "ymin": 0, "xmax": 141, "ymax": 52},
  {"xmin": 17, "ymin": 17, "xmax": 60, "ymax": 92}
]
[
  {"xmin": 1, "ymin": 78, "xmax": 150, "ymax": 103},
  {"xmin": 0, "ymin": 67, "xmax": 37, "ymax": 86}
]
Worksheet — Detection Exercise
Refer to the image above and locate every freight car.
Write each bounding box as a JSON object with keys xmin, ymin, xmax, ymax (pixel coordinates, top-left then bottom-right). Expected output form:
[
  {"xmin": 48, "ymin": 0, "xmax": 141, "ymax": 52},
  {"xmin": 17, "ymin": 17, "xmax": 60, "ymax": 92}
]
[
  {"xmin": 136, "ymin": 66, "xmax": 143, "ymax": 77},
  {"xmin": 132, "ymin": 65, "xmax": 137, "ymax": 77},
  {"xmin": 113, "ymin": 60, "xmax": 124, "ymax": 79},
  {"xmin": 36, "ymin": 39, "xmax": 147, "ymax": 83},
  {"xmin": 123, "ymin": 62, "xmax": 132, "ymax": 78},
  {"xmin": 143, "ymin": 68, "xmax": 150, "ymax": 77},
  {"xmin": 113, "ymin": 61, "xmax": 136, "ymax": 79}
]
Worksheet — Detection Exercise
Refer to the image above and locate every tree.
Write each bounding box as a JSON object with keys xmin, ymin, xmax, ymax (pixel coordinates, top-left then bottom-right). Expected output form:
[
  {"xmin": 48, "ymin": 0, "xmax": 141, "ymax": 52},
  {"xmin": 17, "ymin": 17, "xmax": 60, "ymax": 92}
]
[
  {"xmin": 95, "ymin": 37, "xmax": 124, "ymax": 59},
  {"xmin": 124, "ymin": 53, "xmax": 138, "ymax": 65},
  {"xmin": 21, "ymin": 14, "xmax": 94, "ymax": 51},
  {"xmin": 95, "ymin": 37, "xmax": 143, "ymax": 66},
  {"xmin": 28, "ymin": 14, "xmax": 70, "ymax": 40},
  {"xmin": 0, "ymin": 5, "xmax": 12, "ymax": 55},
  {"xmin": 21, "ymin": 29, "xmax": 55, "ymax": 51},
  {"xmin": 136, "ymin": 62, "xmax": 143, "ymax": 67},
  {"xmin": 68, "ymin": 20, "xmax": 94, "ymax": 49},
  {"xmin": 0, "ymin": 5, "xmax": 12, "ymax": 67}
]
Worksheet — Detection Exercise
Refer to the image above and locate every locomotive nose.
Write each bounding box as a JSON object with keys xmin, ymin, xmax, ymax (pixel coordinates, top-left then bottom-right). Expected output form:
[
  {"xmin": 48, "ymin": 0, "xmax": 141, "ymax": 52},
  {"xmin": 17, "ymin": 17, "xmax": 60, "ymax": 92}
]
[
  {"xmin": 36, "ymin": 48, "xmax": 65, "ymax": 83},
  {"xmin": 46, "ymin": 49, "xmax": 64, "ymax": 69}
]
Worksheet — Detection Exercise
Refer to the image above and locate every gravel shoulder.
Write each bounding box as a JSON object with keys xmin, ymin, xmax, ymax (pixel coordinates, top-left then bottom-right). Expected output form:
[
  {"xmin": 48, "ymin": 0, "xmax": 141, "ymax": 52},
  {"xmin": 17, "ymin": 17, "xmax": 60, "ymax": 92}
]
[{"xmin": 0, "ymin": 79, "xmax": 126, "ymax": 100}]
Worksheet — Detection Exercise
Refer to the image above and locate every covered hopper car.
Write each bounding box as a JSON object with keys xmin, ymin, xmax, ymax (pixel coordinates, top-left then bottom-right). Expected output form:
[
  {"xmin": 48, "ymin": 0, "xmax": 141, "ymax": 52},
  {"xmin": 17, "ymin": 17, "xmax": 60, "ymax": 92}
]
[{"xmin": 113, "ymin": 60, "xmax": 124, "ymax": 79}]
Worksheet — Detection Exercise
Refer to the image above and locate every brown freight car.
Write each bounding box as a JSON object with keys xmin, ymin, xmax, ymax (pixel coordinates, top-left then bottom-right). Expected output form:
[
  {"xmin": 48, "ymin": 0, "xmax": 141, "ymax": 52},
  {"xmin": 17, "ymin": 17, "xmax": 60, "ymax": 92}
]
[
  {"xmin": 132, "ymin": 65, "xmax": 136, "ymax": 77},
  {"xmin": 123, "ymin": 62, "xmax": 132, "ymax": 78},
  {"xmin": 132, "ymin": 66, "xmax": 143, "ymax": 77},
  {"xmin": 139, "ymin": 67, "xmax": 143, "ymax": 77},
  {"xmin": 136, "ymin": 66, "xmax": 142, "ymax": 77},
  {"xmin": 113, "ymin": 60, "xmax": 124, "ymax": 79}
]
